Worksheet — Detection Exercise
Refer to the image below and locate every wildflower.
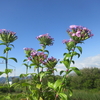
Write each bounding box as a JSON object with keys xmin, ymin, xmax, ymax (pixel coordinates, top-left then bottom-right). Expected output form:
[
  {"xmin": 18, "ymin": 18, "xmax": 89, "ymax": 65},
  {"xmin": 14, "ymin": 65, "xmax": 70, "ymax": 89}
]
[
  {"xmin": 23, "ymin": 47, "xmax": 35, "ymax": 58},
  {"xmin": 30, "ymin": 50, "xmax": 48, "ymax": 65},
  {"xmin": 76, "ymin": 31, "xmax": 81, "ymax": 37},
  {"xmin": 69, "ymin": 25, "xmax": 78, "ymax": 29},
  {"xmin": 67, "ymin": 25, "xmax": 94, "ymax": 43},
  {"xmin": 36, "ymin": 33, "xmax": 54, "ymax": 46},
  {"xmin": 62, "ymin": 39, "xmax": 74, "ymax": 44},
  {"xmin": 0, "ymin": 29, "xmax": 17, "ymax": 43},
  {"xmin": 43, "ymin": 56, "xmax": 58, "ymax": 69}
]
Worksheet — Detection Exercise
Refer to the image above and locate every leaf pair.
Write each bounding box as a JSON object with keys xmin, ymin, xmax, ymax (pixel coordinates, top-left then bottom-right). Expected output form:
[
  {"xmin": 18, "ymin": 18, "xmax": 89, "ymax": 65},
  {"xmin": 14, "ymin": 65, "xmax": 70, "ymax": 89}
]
[{"xmin": 0, "ymin": 56, "xmax": 17, "ymax": 62}]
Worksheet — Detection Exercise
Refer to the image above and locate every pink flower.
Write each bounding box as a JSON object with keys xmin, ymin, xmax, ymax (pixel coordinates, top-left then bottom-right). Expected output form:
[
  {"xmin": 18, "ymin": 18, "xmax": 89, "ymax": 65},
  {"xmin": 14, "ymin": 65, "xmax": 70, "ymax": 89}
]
[
  {"xmin": 76, "ymin": 31, "xmax": 81, "ymax": 37},
  {"xmin": 62, "ymin": 39, "xmax": 69, "ymax": 44},
  {"xmin": 36, "ymin": 33, "xmax": 54, "ymax": 46},
  {"xmin": 62, "ymin": 39, "xmax": 74, "ymax": 44},
  {"xmin": 89, "ymin": 34, "xmax": 94, "ymax": 37},
  {"xmin": 72, "ymin": 33, "xmax": 76, "ymax": 36},
  {"xmin": 69, "ymin": 25, "xmax": 78, "ymax": 29}
]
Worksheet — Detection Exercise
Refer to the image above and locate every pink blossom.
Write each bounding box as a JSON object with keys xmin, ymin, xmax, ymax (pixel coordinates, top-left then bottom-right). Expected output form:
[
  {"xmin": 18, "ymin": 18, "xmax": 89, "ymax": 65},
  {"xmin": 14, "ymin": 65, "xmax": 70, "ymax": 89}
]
[
  {"xmin": 76, "ymin": 31, "xmax": 81, "ymax": 37},
  {"xmin": 69, "ymin": 25, "xmax": 78, "ymax": 29},
  {"xmin": 72, "ymin": 33, "xmax": 76, "ymax": 36},
  {"xmin": 89, "ymin": 34, "xmax": 94, "ymax": 37},
  {"xmin": 62, "ymin": 39, "xmax": 69, "ymax": 44},
  {"xmin": 62, "ymin": 39, "xmax": 74, "ymax": 44}
]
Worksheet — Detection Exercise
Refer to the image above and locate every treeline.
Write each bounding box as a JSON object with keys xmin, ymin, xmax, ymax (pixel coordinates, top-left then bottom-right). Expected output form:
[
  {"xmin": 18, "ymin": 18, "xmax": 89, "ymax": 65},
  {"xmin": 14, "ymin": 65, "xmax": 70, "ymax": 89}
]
[
  {"xmin": 0, "ymin": 67, "xmax": 100, "ymax": 93},
  {"xmin": 69, "ymin": 67, "xmax": 100, "ymax": 90}
]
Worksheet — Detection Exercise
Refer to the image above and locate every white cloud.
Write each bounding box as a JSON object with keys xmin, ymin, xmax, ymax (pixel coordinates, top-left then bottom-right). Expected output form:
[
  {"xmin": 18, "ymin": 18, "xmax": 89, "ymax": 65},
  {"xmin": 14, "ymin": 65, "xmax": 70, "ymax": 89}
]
[
  {"xmin": 73, "ymin": 54, "xmax": 100, "ymax": 68},
  {"xmin": 55, "ymin": 54, "xmax": 100, "ymax": 73}
]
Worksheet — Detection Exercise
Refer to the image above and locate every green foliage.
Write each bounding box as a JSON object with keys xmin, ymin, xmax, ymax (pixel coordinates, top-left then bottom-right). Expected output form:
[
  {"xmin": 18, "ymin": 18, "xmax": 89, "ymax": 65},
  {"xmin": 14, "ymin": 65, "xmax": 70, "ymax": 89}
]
[
  {"xmin": 5, "ymin": 69, "xmax": 13, "ymax": 74},
  {"xmin": 0, "ymin": 26, "xmax": 93, "ymax": 100},
  {"xmin": 4, "ymin": 47, "xmax": 12, "ymax": 53},
  {"xmin": 70, "ymin": 67, "xmax": 100, "ymax": 90},
  {"xmin": 0, "ymin": 56, "xmax": 7, "ymax": 60},
  {"xmin": 9, "ymin": 57, "xmax": 17, "ymax": 63}
]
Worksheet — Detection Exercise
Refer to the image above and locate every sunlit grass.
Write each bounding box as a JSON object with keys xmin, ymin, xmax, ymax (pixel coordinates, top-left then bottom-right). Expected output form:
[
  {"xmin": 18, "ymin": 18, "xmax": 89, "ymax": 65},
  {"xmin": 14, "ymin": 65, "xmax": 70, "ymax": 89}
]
[{"xmin": 71, "ymin": 89, "xmax": 100, "ymax": 100}]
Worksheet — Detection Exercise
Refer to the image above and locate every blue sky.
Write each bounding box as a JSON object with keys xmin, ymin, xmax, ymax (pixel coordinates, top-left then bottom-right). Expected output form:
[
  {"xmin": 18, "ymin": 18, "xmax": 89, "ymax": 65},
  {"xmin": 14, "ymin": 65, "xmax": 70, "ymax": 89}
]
[{"xmin": 0, "ymin": 0, "xmax": 100, "ymax": 76}]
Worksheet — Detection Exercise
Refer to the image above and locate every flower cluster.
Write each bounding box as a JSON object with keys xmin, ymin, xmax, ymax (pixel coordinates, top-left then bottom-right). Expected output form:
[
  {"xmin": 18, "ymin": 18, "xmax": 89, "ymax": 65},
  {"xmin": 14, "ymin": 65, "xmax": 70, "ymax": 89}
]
[
  {"xmin": 62, "ymin": 39, "xmax": 74, "ymax": 44},
  {"xmin": 43, "ymin": 56, "xmax": 58, "ymax": 69},
  {"xmin": 23, "ymin": 48, "xmax": 35, "ymax": 58},
  {"xmin": 0, "ymin": 29, "xmax": 17, "ymax": 43},
  {"xmin": 67, "ymin": 25, "xmax": 94, "ymax": 43},
  {"xmin": 24, "ymin": 48, "xmax": 48, "ymax": 64},
  {"xmin": 30, "ymin": 51, "xmax": 48, "ymax": 65},
  {"xmin": 36, "ymin": 33, "xmax": 54, "ymax": 46}
]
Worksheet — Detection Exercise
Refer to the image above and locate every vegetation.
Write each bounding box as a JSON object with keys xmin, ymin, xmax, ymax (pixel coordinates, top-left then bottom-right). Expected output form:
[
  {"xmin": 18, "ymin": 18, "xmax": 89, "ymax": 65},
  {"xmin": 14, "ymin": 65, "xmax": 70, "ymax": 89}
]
[
  {"xmin": 0, "ymin": 25, "xmax": 94, "ymax": 99},
  {"xmin": 0, "ymin": 67, "xmax": 100, "ymax": 100}
]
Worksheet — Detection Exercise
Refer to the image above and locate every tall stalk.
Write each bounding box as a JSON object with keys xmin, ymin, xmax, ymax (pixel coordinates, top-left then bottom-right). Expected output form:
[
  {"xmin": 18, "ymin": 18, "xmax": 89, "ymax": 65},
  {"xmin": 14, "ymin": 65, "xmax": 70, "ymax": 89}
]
[{"xmin": 5, "ymin": 45, "xmax": 10, "ymax": 93}]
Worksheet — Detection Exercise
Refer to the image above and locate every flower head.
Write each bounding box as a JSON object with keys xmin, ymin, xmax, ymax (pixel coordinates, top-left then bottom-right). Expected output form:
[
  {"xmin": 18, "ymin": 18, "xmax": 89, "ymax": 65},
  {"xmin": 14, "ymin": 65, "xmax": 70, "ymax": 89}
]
[
  {"xmin": 36, "ymin": 33, "xmax": 54, "ymax": 46},
  {"xmin": 23, "ymin": 47, "xmax": 35, "ymax": 58},
  {"xmin": 30, "ymin": 50, "xmax": 48, "ymax": 65},
  {"xmin": 43, "ymin": 56, "xmax": 59, "ymax": 69},
  {"xmin": 69, "ymin": 25, "xmax": 78, "ymax": 29},
  {"xmin": 62, "ymin": 39, "xmax": 74, "ymax": 44},
  {"xmin": 0, "ymin": 29, "xmax": 17, "ymax": 43},
  {"xmin": 67, "ymin": 25, "xmax": 94, "ymax": 43}
]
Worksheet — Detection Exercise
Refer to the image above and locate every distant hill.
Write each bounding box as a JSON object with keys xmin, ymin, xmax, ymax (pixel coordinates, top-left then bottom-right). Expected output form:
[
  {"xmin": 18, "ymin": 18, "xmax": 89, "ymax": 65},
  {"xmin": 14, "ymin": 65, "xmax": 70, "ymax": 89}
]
[{"xmin": 0, "ymin": 76, "xmax": 19, "ymax": 83}]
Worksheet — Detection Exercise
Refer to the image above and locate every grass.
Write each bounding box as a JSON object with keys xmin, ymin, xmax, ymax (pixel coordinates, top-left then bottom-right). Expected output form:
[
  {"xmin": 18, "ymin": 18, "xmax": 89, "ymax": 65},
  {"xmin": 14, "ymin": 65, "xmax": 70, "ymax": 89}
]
[
  {"xmin": 0, "ymin": 89, "xmax": 100, "ymax": 100},
  {"xmin": 0, "ymin": 92, "xmax": 26, "ymax": 100},
  {"xmin": 70, "ymin": 89, "xmax": 100, "ymax": 100}
]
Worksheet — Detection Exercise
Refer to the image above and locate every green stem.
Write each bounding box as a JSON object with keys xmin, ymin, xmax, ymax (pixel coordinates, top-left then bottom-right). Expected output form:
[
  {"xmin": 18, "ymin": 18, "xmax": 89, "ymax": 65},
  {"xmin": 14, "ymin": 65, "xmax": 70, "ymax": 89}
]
[
  {"xmin": 5, "ymin": 50, "xmax": 10, "ymax": 93},
  {"xmin": 41, "ymin": 45, "xmax": 46, "ymax": 72},
  {"xmin": 26, "ymin": 66, "xmax": 28, "ymax": 75},
  {"xmin": 37, "ymin": 67, "xmax": 39, "ymax": 74}
]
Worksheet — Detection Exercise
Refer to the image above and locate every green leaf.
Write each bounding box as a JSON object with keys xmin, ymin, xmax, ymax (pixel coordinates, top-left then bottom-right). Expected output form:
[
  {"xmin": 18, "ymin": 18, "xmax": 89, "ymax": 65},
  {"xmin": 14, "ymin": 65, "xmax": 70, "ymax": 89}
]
[
  {"xmin": 23, "ymin": 59, "xmax": 28, "ymax": 62},
  {"xmin": 29, "ymin": 63, "xmax": 36, "ymax": 68},
  {"xmin": 69, "ymin": 89, "xmax": 73, "ymax": 97},
  {"xmin": 39, "ymin": 97, "xmax": 43, "ymax": 100},
  {"xmin": 0, "ymin": 56, "xmax": 7, "ymax": 60},
  {"xmin": 60, "ymin": 70, "xmax": 64, "ymax": 75},
  {"xmin": 37, "ymin": 49, "xmax": 43, "ymax": 51},
  {"xmin": 3, "ymin": 47, "xmax": 12, "ymax": 53},
  {"xmin": 70, "ymin": 67, "xmax": 81, "ymax": 76},
  {"xmin": 9, "ymin": 57, "xmax": 17, "ymax": 62},
  {"xmin": 0, "ymin": 71, "xmax": 4, "ymax": 75},
  {"xmin": 58, "ymin": 93, "xmax": 67, "ymax": 100},
  {"xmin": 23, "ymin": 63, "xmax": 29, "ymax": 67},
  {"xmin": 76, "ymin": 46, "xmax": 82, "ymax": 54},
  {"xmin": 54, "ymin": 79, "xmax": 62, "ymax": 90},
  {"xmin": 4, "ymin": 95, "xmax": 11, "ymax": 99},
  {"xmin": 20, "ymin": 74, "xmax": 28, "ymax": 78},
  {"xmin": 10, "ymin": 44, "xmax": 14, "ymax": 48},
  {"xmin": 40, "ymin": 72, "xmax": 45, "ymax": 81},
  {"xmin": 64, "ymin": 53, "xmax": 72, "ymax": 58},
  {"xmin": 60, "ymin": 61, "xmax": 63, "ymax": 63},
  {"xmin": 36, "ymin": 84, "xmax": 41, "ymax": 89},
  {"xmin": 10, "ymin": 83, "xmax": 18, "ymax": 87},
  {"xmin": 71, "ymin": 60, "xmax": 75, "ymax": 64},
  {"xmin": 21, "ymin": 82, "xmax": 30, "ymax": 86},
  {"xmin": 61, "ymin": 59, "xmax": 70, "ymax": 69},
  {"xmin": 5, "ymin": 69, "xmax": 13, "ymax": 74},
  {"xmin": 72, "ymin": 52, "xmax": 80, "ymax": 58},
  {"xmin": 54, "ymin": 68, "xmax": 57, "ymax": 72},
  {"xmin": 0, "ymin": 43, "xmax": 7, "ymax": 45},
  {"xmin": 44, "ymin": 50, "xmax": 49, "ymax": 54},
  {"xmin": 48, "ymin": 82, "xmax": 54, "ymax": 89}
]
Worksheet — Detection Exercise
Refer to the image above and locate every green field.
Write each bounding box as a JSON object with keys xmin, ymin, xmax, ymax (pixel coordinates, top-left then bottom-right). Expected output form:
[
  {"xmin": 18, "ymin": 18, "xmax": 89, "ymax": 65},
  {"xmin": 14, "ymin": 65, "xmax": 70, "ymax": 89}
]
[
  {"xmin": 0, "ymin": 90, "xmax": 100, "ymax": 100},
  {"xmin": 71, "ymin": 90, "xmax": 100, "ymax": 100}
]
